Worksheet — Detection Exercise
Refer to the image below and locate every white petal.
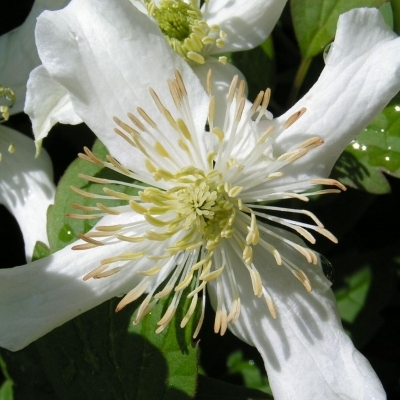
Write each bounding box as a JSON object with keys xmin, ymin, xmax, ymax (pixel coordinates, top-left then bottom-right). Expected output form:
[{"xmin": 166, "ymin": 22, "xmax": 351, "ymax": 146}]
[
  {"xmin": 34, "ymin": 0, "xmax": 209, "ymax": 174},
  {"xmin": 0, "ymin": 0, "xmax": 70, "ymax": 115},
  {"xmin": 24, "ymin": 65, "xmax": 82, "ymax": 153},
  {"xmin": 271, "ymin": 8, "xmax": 400, "ymax": 184},
  {"xmin": 0, "ymin": 125, "xmax": 55, "ymax": 260},
  {"xmin": 0, "ymin": 212, "xmax": 160, "ymax": 351},
  {"xmin": 208, "ymin": 226, "xmax": 385, "ymax": 399},
  {"xmin": 202, "ymin": 0, "xmax": 286, "ymax": 53}
]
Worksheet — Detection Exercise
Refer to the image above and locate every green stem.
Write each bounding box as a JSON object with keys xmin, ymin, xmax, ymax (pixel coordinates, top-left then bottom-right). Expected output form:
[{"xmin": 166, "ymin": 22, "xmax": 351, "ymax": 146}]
[
  {"xmin": 0, "ymin": 354, "xmax": 12, "ymax": 382},
  {"xmin": 287, "ymin": 57, "xmax": 312, "ymax": 107},
  {"xmin": 391, "ymin": 0, "xmax": 400, "ymax": 35}
]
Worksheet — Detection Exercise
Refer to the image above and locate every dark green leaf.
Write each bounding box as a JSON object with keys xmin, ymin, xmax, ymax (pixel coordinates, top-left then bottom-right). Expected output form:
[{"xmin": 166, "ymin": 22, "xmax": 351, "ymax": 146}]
[
  {"xmin": 35, "ymin": 293, "xmax": 198, "ymax": 400},
  {"xmin": 291, "ymin": 0, "xmax": 386, "ymax": 59},
  {"xmin": 36, "ymin": 140, "xmax": 199, "ymax": 399},
  {"xmin": 332, "ymin": 100, "xmax": 400, "ymax": 193},
  {"xmin": 195, "ymin": 375, "xmax": 271, "ymax": 400},
  {"xmin": 226, "ymin": 351, "xmax": 272, "ymax": 395},
  {"xmin": 332, "ymin": 244, "xmax": 399, "ymax": 347}
]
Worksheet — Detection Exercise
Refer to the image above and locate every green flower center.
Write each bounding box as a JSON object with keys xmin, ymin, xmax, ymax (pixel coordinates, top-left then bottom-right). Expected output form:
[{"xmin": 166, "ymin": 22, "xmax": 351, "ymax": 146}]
[
  {"xmin": 145, "ymin": 0, "xmax": 227, "ymax": 64},
  {"xmin": 133, "ymin": 168, "xmax": 239, "ymax": 253}
]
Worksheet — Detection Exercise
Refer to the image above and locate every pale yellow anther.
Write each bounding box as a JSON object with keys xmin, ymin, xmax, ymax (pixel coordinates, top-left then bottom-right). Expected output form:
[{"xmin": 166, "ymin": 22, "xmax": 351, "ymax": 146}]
[
  {"xmin": 310, "ymin": 178, "xmax": 347, "ymax": 191},
  {"xmin": 212, "ymin": 127, "xmax": 224, "ymax": 141},
  {"xmin": 155, "ymin": 284, "xmax": 174, "ymax": 299},
  {"xmin": 178, "ymin": 139, "xmax": 190, "ymax": 152},
  {"xmin": 258, "ymin": 126, "xmax": 275, "ymax": 144},
  {"xmin": 155, "ymin": 142, "xmax": 170, "ymax": 158},
  {"xmin": 265, "ymin": 171, "xmax": 284, "ymax": 181},
  {"xmin": 273, "ymin": 249, "xmax": 282, "ymax": 265},
  {"xmin": 187, "ymin": 51, "xmax": 205, "ymax": 64},
  {"xmin": 7, "ymin": 143, "xmax": 15, "ymax": 154},
  {"xmin": 224, "ymin": 182, "xmax": 231, "ymax": 193},
  {"xmin": 177, "ymin": 118, "xmax": 192, "ymax": 140},
  {"xmin": 228, "ymin": 185, "xmax": 243, "ymax": 198},
  {"xmin": 298, "ymin": 136, "xmax": 324, "ymax": 150},
  {"xmin": 180, "ymin": 294, "xmax": 198, "ymax": 328},
  {"xmin": 218, "ymin": 56, "xmax": 227, "ymax": 64},
  {"xmin": 216, "ymin": 38, "xmax": 225, "ymax": 48},
  {"xmin": 130, "ymin": 200, "xmax": 147, "ymax": 214},
  {"xmin": 201, "ymin": 265, "xmax": 224, "ymax": 282},
  {"xmin": 175, "ymin": 272, "xmax": 194, "ymax": 291},
  {"xmin": 266, "ymin": 297, "xmax": 277, "ymax": 319},
  {"xmin": 283, "ymin": 107, "xmax": 307, "ymax": 129},
  {"xmin": 115, "ymin": 281, "xmax": 149, "ymax": 311}
]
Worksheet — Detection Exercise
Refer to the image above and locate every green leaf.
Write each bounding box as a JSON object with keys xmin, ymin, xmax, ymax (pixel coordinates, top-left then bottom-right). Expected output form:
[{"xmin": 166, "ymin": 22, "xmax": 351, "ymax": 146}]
[
  {"xmin": 195, "ymin": 375, "xmax": 271, "ymax": 400},
  {"xmin": 226, "ymin": 351, "xmax": 272, "ymax": 395},
  {"xmin": 31, "ymin": 241, "xmax": 51, "ymax": 262},
  {"xmin": 0, "ymin": 381, "xmax": 13, "ymax": 400},
  {"xmin": 335, "ymin": 267, "xmax": 372, "ymax": 324},
  {"xmin": 0, "ymin": 355, "xmax": 13, "ymax": 400},
  {"xmin": 332, "ymin": 100, "xmax": 400, "ymax": 193},
  {"xmin": 291, "ymin": 0, "xmax": 386, "ymax": 59},
  {"xmin": 332, "ymin": 244, "xmax": 399, "ymax": 347},
  {"xmin": 35, "ymin": 294, "xmax": 198, "ymax": 400},
  {"xmin": 47, "ymin": 139, "xmax": 123, "ymax": 251}
]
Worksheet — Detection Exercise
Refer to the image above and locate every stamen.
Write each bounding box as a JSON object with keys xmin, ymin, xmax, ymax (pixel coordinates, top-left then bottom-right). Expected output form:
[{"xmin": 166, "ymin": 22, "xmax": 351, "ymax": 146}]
[
  {"xmin": 70, "ymin": 68, "xmax": 344, "ymax": 338},
  {"xmin": 283, "ymin": 107, "xmax": 307, "ymax": 129}
]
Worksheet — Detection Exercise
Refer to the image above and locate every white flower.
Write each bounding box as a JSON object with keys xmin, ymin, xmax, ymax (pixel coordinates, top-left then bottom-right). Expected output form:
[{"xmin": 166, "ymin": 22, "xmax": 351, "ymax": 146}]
[
  {"xmin": 133, "ymin": 0, "xmax": 286, "ymax": 75},
  {"xmin": 1, "ymin": 3, "xmax": 399, "ymax": 399},
  {"xmin": 0, "ymin": 0, "xmax": 63, "ymax": 258},
  {"xmin": 0, "ymin": 0, "xmax": 70, "ymax": 114},
  {"xmin": 25, "ymin": 0, "xmax": 286, "ymax": 152}
]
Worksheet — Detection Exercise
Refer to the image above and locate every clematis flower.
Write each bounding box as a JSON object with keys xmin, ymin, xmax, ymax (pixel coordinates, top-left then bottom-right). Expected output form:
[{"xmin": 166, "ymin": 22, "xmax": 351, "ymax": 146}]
[
  {"xmin": 133, "ymin": 0, "xmax": 287, "ymax": 80},
  {"xmin": 25, "ymin": 0, "xmax": 286, "ymax": 152},
  {"xmin": 0, "ymin": 0, "xmax": 64, "ymax": 259},
  {"xmin": 0, "ymin": 3, "xmax": 399, "ymax": 399},
  {"xmin": 0, "ymin": 0, "xmax": 70, "ymax": 114}
]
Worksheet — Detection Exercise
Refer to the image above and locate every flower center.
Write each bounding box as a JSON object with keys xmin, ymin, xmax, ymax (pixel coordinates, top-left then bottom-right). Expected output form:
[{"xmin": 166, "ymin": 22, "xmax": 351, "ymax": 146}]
[{"xmin": 144, "ymin": 0, "xmax": 226, "ymax": 64}]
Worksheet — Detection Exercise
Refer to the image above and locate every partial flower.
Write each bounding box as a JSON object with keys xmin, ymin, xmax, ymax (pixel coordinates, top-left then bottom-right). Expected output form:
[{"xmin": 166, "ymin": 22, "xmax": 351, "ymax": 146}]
[
  {"xmin": 134, "ymin": 0, "xmax": 285, "ymax": 64},
  {"xmin": 25, "ymin": 0, "xmax": 286, "ymax": 152},
  {"xmin": 0, "ymin": 0, "xmax": 62, "ymax": 259},
  {"xmin": 0, "ymin": 125, "xmax": 55, "ymax": 260},
  {"xmin": 0, "ymin": 0, "xmax": 70, "ymax": 115},
  {"xmin": 1, "ymin": 4, "xmax": 399, "ymax": 400}
]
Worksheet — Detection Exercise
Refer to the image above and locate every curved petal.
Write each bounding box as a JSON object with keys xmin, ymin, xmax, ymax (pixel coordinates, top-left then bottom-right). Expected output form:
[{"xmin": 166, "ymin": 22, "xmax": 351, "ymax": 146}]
[
  {"xmin": 202, "ymin": 0, "xmax": 286, "ymax": 53},
  {"xmin": 0, "ymin": 0, "xmax": 70, "ymax": 115},
  {"xmin": 208, "ymin": 226, "xmax": 385, "ymax": 399},
  {"xmin": 34, "ymin": 0, "xmax": 209, "ymax": 174},
  {"xmin": 0, "ymin": 125, "xmax": 55, "ymax": 260},
  {"xmin": 0, "ymin": 211, "xmax": 164, "ymax": 351},
  {"xmin": 24, "ymin": 65, "xmax": 83, "ymax": 155},
  {"xmin": 270, "ymin": 8, "xmax": 400, "ymax": 184}
]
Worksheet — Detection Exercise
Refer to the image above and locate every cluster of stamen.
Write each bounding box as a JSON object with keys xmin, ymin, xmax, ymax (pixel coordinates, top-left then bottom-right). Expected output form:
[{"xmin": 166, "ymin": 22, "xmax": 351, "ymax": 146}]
[
  {"xmin": 144, "ymin": 0, "xmax": 226, "ymax": 64},
  {"xmin": 0, "ymin": 85, "xmax": 16, "ymax": 162},
  {"xmin": 0, "ymin": 85, "xmax": 15, "ymax": 122},
  {"xmin": 69, "ymin": 70, "xmax": 346, "ymax": 337}
]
